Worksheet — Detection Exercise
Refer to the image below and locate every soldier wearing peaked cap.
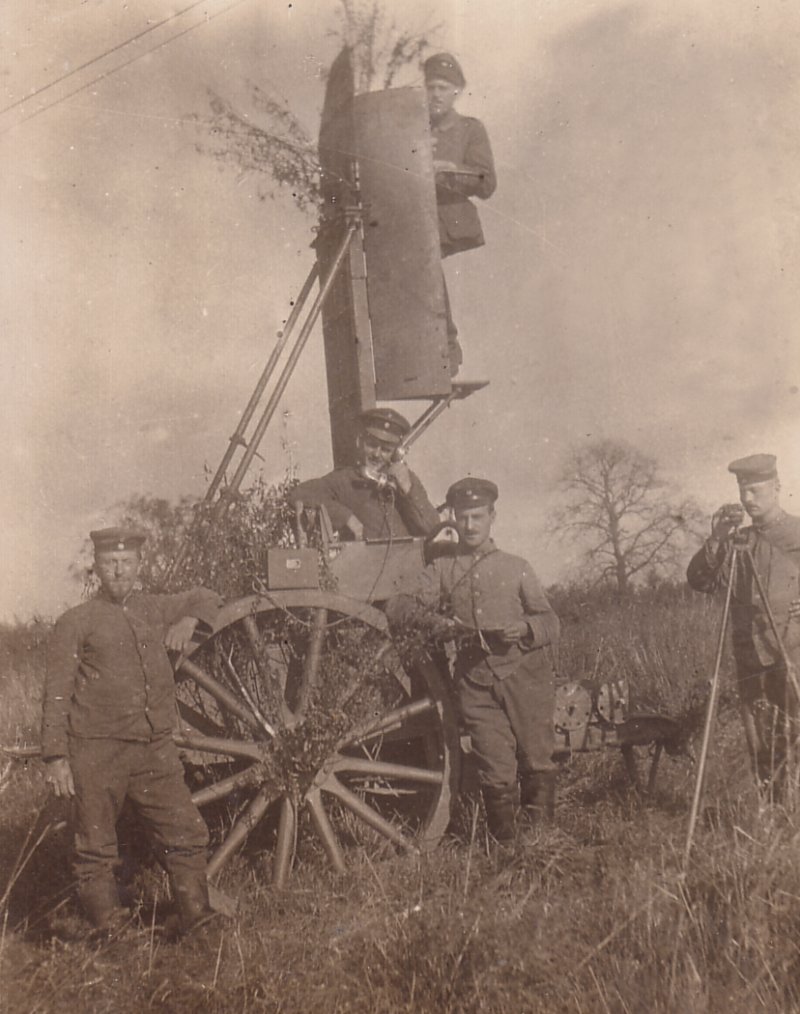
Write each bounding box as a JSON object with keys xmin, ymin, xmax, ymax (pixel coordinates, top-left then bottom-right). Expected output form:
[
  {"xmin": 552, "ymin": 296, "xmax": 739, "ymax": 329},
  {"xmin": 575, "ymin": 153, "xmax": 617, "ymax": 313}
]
[
  {"xmin": 386, "ymin": 478, "xmax": 560, "ymax": 843},
  {"xmin": 424, "ymin": 52, "xmax": 496, "ymax": 376},
  {"xmin": 687, "ymin": 454, "xmax": 800, "ymax": 795},
  {"xmin": 42, "ymin": 527, "xmax": 225, "ymax": 937},
  {"xmin": 290, "ymin": 408, "xmax": 440, "ymax": 542}
]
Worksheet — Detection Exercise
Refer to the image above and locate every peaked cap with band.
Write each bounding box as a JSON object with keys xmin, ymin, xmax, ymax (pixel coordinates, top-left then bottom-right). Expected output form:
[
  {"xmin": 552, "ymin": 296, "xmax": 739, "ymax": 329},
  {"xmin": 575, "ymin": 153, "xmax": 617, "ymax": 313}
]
[
  {"xmin": 446, "ymin": 477, "xmax": 498, "ymax": 510},
  {"xmin": 90, "ymin": 527, "xmax": 147, "ymax": 553},
  {"xmin": 423, "ymin": 52, "xmax": 466, "ymax": 89},
  {"xmin": 359, "ymin": 407, "xmax": 410, "ymax": 446},
  {"xmin": 727, "ymin": 454, "xmax": 778, "ymax": 485}
]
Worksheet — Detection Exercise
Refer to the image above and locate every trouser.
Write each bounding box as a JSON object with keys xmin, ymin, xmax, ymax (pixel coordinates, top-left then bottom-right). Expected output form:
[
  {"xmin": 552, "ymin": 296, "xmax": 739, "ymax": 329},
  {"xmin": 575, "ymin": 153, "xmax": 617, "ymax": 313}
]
[
  {"xmin": 457, "ymin": 665, "xmax": 555, "ymax": 791},
  {"xmin": 736, "ymin": 662, "xmax": 799, "ymax": 787},
  {"xmin": 441, "ymin": 270, "xmax": 462, "ymax": 375},
  {"xmin": 70, "ymin": 734, "xmax": 209, "ymax": 891}
]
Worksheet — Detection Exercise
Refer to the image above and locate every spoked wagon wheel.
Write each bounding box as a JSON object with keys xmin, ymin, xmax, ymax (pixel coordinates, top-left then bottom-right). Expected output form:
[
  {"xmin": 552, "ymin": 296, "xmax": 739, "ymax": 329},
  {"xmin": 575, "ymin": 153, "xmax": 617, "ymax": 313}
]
[{"xmin": 173, "ymin": 591, "xmax": 460, "ymax": 887}]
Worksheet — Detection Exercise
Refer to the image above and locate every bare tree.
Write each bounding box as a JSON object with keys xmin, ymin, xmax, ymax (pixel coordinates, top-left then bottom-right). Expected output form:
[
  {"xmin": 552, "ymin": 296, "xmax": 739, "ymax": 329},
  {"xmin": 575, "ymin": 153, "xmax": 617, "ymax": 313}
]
[
  {"xmin": 550, "ymin": 440, "xmax": 702, "ymax": 596},
  {"xmin": 194, "ymin": 0, "xmax": 439, "ymax": 213}
]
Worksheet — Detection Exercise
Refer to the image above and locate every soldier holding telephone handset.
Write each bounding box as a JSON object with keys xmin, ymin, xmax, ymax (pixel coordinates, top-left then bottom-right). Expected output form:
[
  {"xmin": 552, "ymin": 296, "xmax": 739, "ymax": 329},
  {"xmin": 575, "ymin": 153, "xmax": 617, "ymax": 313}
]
[{"xmin": 290, "ymin": 408, "xmax": 440, "ymax": 541}]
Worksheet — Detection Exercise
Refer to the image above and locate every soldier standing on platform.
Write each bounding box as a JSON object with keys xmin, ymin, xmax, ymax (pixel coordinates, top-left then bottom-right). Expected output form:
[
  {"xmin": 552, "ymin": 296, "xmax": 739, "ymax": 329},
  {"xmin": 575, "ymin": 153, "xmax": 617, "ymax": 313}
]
[
  {"xmin": 290, "ymin": 407, "xmax": 440, "ymax": 541},
  {"xmin": 425, "ymin": 53, "xmax": 497, "ymax": 375},
  {"xmin": 687, "ymin": 454, "xmax": 800, "ymax": 795},
  {"xmin": 386, "ymin": 478, "xmax": 559, "ymax": 843},
  {"xmin": 42, "ymin": 528, "xmax": 223, "ymax": 937}
]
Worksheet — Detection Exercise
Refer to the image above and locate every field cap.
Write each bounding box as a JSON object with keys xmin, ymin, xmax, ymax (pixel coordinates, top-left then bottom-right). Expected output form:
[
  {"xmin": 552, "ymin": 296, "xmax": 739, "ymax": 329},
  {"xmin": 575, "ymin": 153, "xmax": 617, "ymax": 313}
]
[
  {"xmin": 359, "ymin": 407, "xmax": 410, "ymax": 446},
  {"xmin": 424, "ymin": 53, "xmax": 466, "ymax": 89},
  {"xmin": 727, "ymin": 454, "xmax": 778, "ymax": 485},
  {"xmin": 90, "ymin": 527, "xmax": 147, "ymax": 553},
  {"xmin": 446, "ymin": 477, "xmax": 498, "ymax": 510}
]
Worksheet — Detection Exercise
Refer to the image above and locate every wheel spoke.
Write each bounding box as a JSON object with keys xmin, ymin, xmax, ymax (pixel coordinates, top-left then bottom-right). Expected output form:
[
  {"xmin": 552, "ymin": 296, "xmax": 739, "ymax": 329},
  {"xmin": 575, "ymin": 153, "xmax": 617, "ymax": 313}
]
[
  {"xmin": 332, "ymin": 756, "xmax": 444, "ymax": 786},
  {"xmin": 272, "ymin": 796, "xmax": 296, "ymax": 888},
  {"xmin": 293, "ymin": 608, "xmax": 327, "ymax": 722},
  {"xmin": 174, "ymin": 732, "xmax": 263, "ymax": 763},
  {"xmin": 324, "ymin": 774, "xmax": 417, "ymax": 853},
  {"xmin": 177, "ymin": 658, "xmax": 262, "ymax": 733},
  {"xmin": 338, "ymin": 697, "xmax": 437, "ymax": 749},
  {"xmin": 306, "ymin": 789, "xmax": 345, "ymax": 874},
  {"xmin": 192, "ymin": 768, "xmax": 257, "ymax": 807},
  {"xmin": 207, "ymin": 786, "xmax": 273, "ymax": 879},
  {"xmin": 176, "ymin": 699, "xmax": 226, "ymax": 738},
  {"xmin": 222, "ymin": 647, "xmax": 277, "ymax": 738}
]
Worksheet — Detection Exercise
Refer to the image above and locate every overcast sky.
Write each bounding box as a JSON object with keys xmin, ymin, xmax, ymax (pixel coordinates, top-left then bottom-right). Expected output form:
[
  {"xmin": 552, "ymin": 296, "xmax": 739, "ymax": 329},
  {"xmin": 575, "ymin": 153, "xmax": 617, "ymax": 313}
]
[{"xmin": 2, "ymin": 0, "xmax": 799, "ymax": 621}]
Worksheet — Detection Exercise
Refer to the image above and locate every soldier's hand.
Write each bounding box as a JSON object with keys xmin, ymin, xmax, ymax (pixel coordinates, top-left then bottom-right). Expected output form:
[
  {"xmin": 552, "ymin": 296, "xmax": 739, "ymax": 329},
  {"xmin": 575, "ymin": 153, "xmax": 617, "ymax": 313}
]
[
  {"xmin": 427, "ymin": 615, "xmax": 458, "ymax": 642},
  {"xmin": 789, "ymin": 599, "xmax": 800, "ymax": 622},
  {"xmin": 344, "ymin": 514, "xmax": 365, "ymax": 541},
  {"xmin": 498, "ymin": 621, "xmax": 529, "ymax": 645},
  {"xmin": 433, "ymin": 160, "xmax": 458, "ymax": 172},
  {"xmin": 44, "ymin": 757, "xmax": 75, "ymax": 798},
  {"xmin": 710, "ymin": 504, "xmax": 743, "ymax": 542},
  {"xmin": 387, "ymin": 458, "xmax": 412, "ymax": 494},
  {"xmin": 165, "ymin": 616, "xmax": 199, "ymax": 654}
]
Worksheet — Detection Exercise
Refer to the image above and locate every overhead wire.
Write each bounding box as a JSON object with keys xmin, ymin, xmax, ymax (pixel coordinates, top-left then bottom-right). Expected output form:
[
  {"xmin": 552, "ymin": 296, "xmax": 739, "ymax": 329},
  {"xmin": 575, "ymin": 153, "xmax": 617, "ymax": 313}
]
[
  {"xmin": 1, "ymin": 0, "xmax": 216, "ymax": 117},
  {"xmin": 0, "ymin": 0, "xmax": 254, "ymax": 136}
]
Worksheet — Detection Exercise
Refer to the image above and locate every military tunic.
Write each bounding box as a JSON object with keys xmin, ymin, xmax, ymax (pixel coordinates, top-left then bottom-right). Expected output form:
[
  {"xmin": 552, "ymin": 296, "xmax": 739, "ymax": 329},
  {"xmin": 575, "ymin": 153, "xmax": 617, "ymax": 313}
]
[
  {"xmin": 387, "ymin": 541, "xmax": 559, "ymax": 788},
  {"xmin": 43, "ymin": 586, "xmax": 221, "ymax": 889},
  {"xmin": 291, "ymin": 465, "xmax": 440, "ymax": 540},
  {"xmin": 687, "ymin": 511, "xmax": 800, "ymax": 780},
  {"xmin": 431, "ymin": 109, "xmax": 497, "ymax": 257}
]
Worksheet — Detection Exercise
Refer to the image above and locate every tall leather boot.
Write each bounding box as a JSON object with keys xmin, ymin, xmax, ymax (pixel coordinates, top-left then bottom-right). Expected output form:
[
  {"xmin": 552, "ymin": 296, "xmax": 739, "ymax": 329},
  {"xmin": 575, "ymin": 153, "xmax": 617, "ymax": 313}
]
[
  {"xmin": 78, "ymin": 877, "xmax": 125, "ymax": 933},
  {"xmin": 481, "ymin": 785, "xmax": 517, "ymax": 844},
  {"xmin": 170, "ymin": 871, "xmax": 218, "ymax": 937},
  {"xmin": 519, "ymin": 770, "xmax": 557, "ymax": 826}
]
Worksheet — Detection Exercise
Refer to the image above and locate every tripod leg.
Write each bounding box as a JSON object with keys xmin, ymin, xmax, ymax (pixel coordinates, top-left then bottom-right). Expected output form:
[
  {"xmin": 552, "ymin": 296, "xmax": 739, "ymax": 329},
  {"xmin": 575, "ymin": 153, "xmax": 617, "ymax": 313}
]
[{"xmin": 683, "ymin": 545, "xmax": 738, "ymax": 870}]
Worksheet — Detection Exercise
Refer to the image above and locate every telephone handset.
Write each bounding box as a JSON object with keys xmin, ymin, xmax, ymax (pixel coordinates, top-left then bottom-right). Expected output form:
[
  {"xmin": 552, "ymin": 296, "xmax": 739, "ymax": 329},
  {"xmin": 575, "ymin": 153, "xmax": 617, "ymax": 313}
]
[
  {"xmin": 359, "ymin": 447, "xmax": 407, "ymax": 491},
  {"xmin": 360, "ymin": 463, "xmax": 397, "ymax": 491}
]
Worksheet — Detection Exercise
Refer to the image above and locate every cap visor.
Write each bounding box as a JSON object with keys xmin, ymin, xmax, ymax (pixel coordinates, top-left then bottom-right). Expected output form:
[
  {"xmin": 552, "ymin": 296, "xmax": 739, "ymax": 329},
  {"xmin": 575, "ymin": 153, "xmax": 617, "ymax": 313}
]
[{"xmin": 363, "ymin": 427, "xmax": 401, "ymax": 445}]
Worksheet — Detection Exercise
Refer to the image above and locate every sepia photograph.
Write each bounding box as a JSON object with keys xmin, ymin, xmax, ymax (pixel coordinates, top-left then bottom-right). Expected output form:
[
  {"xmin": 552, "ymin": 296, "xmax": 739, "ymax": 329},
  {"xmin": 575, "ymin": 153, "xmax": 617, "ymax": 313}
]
[{"xmin": 1, "ymin": 0, "xmax": 799, "ymax": 1009}]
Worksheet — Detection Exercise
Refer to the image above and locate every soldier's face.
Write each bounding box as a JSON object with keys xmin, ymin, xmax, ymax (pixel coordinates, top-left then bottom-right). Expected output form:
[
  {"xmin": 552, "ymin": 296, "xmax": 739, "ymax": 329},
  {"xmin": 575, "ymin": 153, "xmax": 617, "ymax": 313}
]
[
  {"xmin": 426, "ymin": 79, "xmax": 459, "ymax": 120},
  {"xmin": 358, "ymin": 431, "xmax": 396, "ymax": 472},
  {"xmin": 739, "ymin": 479, "xmax": 781, "ymax": 523},
  {"xmin": 95, "ymin": 549, "xmax": 141, "ymax": 602},
  {"xmin": 454, "ymin": 505, "xmax": 494, "ymax": 551}
]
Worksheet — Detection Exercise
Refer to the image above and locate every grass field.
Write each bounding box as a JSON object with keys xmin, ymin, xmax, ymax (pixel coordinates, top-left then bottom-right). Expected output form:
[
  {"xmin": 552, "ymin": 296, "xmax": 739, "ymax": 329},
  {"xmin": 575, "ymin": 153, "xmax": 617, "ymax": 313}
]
[{"xmin": 2, "ymin": 590, "xmax": 800, "ymax": 1013}]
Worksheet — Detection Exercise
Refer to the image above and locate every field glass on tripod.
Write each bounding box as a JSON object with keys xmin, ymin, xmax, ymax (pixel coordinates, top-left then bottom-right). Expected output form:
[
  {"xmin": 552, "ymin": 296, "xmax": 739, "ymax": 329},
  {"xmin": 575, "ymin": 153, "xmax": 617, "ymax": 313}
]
[{"xmin": 683, "ymin": 520, "xmax": 800, "ymax": 868}]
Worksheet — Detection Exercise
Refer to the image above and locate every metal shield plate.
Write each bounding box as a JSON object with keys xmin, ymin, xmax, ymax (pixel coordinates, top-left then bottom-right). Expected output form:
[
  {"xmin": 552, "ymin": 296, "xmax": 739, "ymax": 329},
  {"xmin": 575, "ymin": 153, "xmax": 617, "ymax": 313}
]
[{"xmin": 353, "ymin": 88, "xmax": 451, "ymax": 399}]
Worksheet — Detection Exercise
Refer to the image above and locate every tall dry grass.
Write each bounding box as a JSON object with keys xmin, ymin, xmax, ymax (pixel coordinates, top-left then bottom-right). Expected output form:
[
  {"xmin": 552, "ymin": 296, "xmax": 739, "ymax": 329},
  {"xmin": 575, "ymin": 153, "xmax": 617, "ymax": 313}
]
[
  {"xmin": 3, "ymin": 585, "xmax": 799, "ymax": 1013},
  {"xmin": 0, "ymin": 619, "xmax": 49, "ymax": 748}
]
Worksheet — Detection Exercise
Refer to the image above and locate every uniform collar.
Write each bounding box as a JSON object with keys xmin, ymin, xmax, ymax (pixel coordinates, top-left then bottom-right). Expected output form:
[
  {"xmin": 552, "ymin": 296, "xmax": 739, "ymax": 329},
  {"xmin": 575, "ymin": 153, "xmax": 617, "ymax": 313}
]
[
  {"xmin": 97, "ymin": 587, "xmax": 137, "ymax": 606},
  {"xmin": 431, "ymin": 109, "xmax": 459, "ymax": 132},
  {"xmin": 752, "ymin": 508, "xmax": 786, "ymax": 532},
  {"xmin": 467, "ymin": 538, "xmax": 497, "ymax": 560}
]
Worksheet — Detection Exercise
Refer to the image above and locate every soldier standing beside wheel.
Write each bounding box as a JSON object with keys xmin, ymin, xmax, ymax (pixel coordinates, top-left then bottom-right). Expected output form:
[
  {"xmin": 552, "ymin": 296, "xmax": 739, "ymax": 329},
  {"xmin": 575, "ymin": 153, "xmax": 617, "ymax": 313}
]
[
  {"xmin": 425, "ymin": 53, "xmax": 497, "ymax": 376},
  {"xmin": 687, "ymin": 454, "xmax": 800, "ymax": 795},
  {"xmin": 386, "ymin": 478, "xmax": 559, "ymax": 843},
  {"xmin": 290, "ymin": 407, "xmax": 440, "ymax": 541},
  {"xmin": 42, "ymin": 528, "xmax": 223, "ymax": 938}
]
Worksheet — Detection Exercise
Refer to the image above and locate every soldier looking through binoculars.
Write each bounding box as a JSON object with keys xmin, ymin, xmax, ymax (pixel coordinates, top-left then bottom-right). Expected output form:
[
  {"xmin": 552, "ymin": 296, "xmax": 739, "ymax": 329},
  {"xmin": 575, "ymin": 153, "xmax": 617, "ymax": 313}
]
[{"xmin": 687, "ymin": 453, "xmax": 800, "ymax": 794}]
